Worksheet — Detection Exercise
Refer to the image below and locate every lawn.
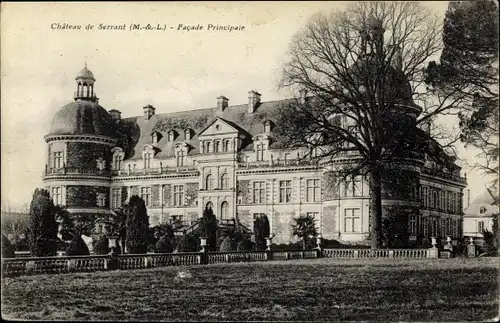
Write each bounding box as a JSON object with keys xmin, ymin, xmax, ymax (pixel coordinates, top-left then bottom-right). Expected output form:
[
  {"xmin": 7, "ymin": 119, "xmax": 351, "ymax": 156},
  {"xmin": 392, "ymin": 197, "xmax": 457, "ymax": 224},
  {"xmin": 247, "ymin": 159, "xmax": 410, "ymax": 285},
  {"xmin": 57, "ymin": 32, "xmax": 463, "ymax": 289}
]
[{"xmin": 1, "ymin": 257, "xmax": 498, "ymax": 321}]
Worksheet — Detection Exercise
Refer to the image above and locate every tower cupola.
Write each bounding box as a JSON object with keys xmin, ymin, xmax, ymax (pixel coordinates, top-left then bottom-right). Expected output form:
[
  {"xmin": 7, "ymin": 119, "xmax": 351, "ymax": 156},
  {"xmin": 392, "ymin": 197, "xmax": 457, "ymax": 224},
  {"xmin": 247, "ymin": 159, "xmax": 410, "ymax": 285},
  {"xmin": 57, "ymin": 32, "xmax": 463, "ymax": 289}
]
[{"xmin": 74, "ymin": 63, "xmax": 98, "ymax": 103}]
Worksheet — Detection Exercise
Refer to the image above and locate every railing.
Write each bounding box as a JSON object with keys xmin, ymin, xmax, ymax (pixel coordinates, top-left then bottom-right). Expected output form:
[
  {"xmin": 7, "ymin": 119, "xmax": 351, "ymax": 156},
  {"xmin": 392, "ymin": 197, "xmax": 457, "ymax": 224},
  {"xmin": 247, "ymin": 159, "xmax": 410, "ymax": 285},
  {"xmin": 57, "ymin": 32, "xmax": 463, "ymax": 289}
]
[
  {"xmin": 322, "ymin": 248, "xmax": 429, "ymax": 259},
  {"xmin": 208, "ymin": 251, "xmax": 268, "ymax": 264},
  {"xmin": 421, "ymin": 167, "xmax": 467, "ymax": 184},
  {"xmin": 1, "ymin": 247, "xmax": 437, "ymax": 277},
  {"xmin": 111, "ymin": 166, "xmax": 198, "ymax": 176},
  {"xmin": 44, "ymin": 166, "xmax": 111, "ymax": 177},
  {"xmin": 237, "ymin": 159, "xmax": 319, "ymax": 169}
]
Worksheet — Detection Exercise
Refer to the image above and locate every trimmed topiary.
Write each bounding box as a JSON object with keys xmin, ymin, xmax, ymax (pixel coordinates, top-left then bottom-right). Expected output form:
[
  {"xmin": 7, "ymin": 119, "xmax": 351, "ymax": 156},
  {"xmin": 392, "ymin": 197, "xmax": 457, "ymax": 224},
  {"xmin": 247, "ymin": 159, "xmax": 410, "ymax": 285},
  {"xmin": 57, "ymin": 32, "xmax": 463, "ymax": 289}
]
[
  {"xmin": 2, "ymin": 234, "xmax": 15, "ymax": 258},
  {"xmin": 236, "ymin": 239, "xmax": 254, "ymax": 251},
  {"xmin": 65, "ymin": 235, "xmax": 90, "ymax": 256},
  {"xmin": 219, "ymin": 236, "xmax": 235, "ymax": 252},
  {"xmin": 155, "ymin": 236, "xmax": 174, "ymax": 253}
]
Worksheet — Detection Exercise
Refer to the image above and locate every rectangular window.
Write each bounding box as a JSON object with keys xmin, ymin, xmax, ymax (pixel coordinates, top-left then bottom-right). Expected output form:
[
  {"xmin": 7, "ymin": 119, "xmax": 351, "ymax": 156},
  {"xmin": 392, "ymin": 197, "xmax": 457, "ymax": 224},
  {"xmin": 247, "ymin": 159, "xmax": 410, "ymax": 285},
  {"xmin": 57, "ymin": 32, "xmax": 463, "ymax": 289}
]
[
  {"xmin": 478, "ymin": 220, "xmax": 485, "ymax": 233},
  {"xmin": 343, "ymin": 176, "xmax": 361, "ymax": 197},
  {"xmin": 279, "ymin": 180, "xmax": 292, "ymax": 203},
  {"xmin": 306, "ymin": 179, "xmax": 321, "ymax": 202},
  {"xmin": 256, "ymin": 144, "xmax": 264, "ymax": 161},
  {"xmin": 344, "ymin": 208, "xmax": 361, "ymax": 233},
  {"xmin": 111, "ymin": 188, "xmax": 121, "ymax": 209},
  {"xmin": 422, "ymin": 217, "xmax": 428, "ymax": 237},
  {"xmin": 409, "ymin": 215, "xmax": 417, "ymax": 234},
  {"xmin": 307, "ymin": 212, "xmax": 320, "ymax": 231},
  {"xmin": 51, "ymin": 187, "xmax": 61, "ymax": 205},
  {"xmin": 173, "ymin": 185, "xmax": 184, "ymax": 206},
  {"xmin": 97, "ymin": 194, "xmax": 106, "ymax": 207},
  {"xmin": 53, "ymin": 151, "xmax": 63, "ymax": 169},
  {"xmin": 451, "ymin": 193, "xmax": 457, "ymax": 213},
  {"xmin": 141, "ymin": 187, "xmax": 151, "ymax": 206},
  {"xmin": 144, "ymin": 153, "xmax": 151, "ymax": 169},
  {"xmin": 176, "ymin": 151, "xmax": 185, "ymax": 167},
  {"xmin": 253, "ymin": 181, "xmax": 266, "ymax": 204}
]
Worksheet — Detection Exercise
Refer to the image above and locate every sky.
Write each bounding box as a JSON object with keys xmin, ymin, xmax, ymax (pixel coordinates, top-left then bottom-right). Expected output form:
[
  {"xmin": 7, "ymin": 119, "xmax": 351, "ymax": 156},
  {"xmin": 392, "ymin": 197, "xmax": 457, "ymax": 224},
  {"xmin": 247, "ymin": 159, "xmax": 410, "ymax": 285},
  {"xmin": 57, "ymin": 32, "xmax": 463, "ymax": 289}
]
[{"xmin": 1, "ymin": 1, "xmax": 495, "ymax": 211}]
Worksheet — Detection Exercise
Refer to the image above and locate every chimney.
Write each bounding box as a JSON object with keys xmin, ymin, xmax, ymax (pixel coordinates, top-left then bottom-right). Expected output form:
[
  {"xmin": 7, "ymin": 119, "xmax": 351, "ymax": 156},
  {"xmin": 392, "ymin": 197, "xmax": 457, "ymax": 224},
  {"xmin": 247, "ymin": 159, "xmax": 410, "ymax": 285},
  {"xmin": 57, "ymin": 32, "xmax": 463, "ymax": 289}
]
[
  {"xmin": 217, "ymin": 96, "xmax": 229, "ymax": 111},
  {"xmin": 299, "ymin": 89, "xmax": 308, "ymax": 105},
  {"xmin": 143, "ymin": 104, "xmax": 155, "ymax": 120},
  {"xmin": 248, "ymin": 90, "xmax": 261, "ymax": 114},
  {"xmin": 109, "ymin": 109, "xmax": 122, "ymax": 121},
  {"xmin": 389, "ymin": 45, "xmax": 403, "ymax": 71}
]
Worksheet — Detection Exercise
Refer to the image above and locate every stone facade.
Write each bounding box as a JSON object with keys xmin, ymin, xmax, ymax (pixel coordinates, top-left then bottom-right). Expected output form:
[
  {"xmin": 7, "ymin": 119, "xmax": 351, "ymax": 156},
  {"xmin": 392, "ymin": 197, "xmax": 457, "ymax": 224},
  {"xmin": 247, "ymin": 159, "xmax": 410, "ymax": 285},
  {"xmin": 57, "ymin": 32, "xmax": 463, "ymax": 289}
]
[{"xmin": 42, "ymin": 65, "xmax": 468, "ymax": 245}]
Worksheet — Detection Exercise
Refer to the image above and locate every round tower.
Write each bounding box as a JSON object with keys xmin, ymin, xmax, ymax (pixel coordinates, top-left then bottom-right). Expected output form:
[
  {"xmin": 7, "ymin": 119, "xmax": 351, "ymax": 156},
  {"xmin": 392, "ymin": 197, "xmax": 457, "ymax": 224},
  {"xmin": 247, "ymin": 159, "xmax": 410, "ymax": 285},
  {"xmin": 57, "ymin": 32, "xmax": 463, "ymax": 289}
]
[{"xmin": 43, "ymin": 65, "xmax": 117, "ymax": 233}]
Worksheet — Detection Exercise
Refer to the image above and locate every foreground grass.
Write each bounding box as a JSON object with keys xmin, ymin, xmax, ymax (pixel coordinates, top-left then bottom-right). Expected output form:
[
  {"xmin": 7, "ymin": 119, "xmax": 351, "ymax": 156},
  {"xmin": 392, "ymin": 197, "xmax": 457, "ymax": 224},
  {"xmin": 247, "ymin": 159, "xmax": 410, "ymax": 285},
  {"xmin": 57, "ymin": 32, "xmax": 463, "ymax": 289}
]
[{"xmin": 2, "ymin": 257, "xmax": 498, "ymax": 321}]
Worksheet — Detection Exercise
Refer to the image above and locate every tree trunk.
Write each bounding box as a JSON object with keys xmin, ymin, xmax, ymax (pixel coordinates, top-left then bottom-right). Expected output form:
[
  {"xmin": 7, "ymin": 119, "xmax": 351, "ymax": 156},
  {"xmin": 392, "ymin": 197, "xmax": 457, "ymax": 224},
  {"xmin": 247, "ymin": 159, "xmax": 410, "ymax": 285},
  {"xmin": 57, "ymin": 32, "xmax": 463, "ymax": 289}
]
[
  {"xmin": 302, "ymin": 237, "xmax": 306, "ymax": 250},
  {"xmin": 369, "ymin": 169, "xmax": 384, "ymax": 249}
]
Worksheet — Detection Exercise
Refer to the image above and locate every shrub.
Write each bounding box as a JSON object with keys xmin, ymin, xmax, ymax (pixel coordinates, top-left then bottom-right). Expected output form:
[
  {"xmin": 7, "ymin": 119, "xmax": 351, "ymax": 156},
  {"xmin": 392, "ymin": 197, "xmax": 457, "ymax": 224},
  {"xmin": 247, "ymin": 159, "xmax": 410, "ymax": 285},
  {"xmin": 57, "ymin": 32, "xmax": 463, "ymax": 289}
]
[
  {"xmin": 236, "ymin": 239, "xmax": 254, "ymax": 251},
  {"xmin": 125, "ymin": 196, "xmax": 150, "ymax": 254},
  {"xmin": 1, "ymin": 234, "xmax": 15, "ymax": 258},
  {"xmin": 155, "ymin": 236, "xmax": 174, "ymax": 253},
  {"xmin": 28, "ymin": 188, "xmax": 58, "ymax": 256},
  {"xmin": 219, "ymin": 236, "xmax": 235, "ymax": 252},
  {"xmin": 176, "ymin": 233, "xmax": 200, "ymax": 252},
  {"xmin": 93, "ymin": 236, "xmax": 110, "ymax": 255},
  {"xmin": 65, "ymin": 235, "xmax": 90, "ymax": 256}
]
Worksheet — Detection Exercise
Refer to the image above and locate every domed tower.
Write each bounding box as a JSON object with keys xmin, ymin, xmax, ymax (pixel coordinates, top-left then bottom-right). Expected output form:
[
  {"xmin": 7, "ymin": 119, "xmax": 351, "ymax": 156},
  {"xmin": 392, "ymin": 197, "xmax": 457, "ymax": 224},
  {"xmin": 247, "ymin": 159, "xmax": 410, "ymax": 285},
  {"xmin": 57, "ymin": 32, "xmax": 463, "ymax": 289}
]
[{"xmin": 43, "ymin": 65, "xmax": 117, "ymax": 235}]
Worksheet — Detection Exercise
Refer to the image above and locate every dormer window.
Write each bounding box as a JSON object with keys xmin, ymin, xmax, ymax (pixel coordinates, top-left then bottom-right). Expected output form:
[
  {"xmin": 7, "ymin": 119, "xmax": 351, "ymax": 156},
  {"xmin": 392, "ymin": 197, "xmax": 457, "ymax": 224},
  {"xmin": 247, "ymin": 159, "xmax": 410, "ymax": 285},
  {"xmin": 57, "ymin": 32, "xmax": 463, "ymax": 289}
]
[
  {"xmin": 141, "ymin": 145, "xmax": 155, "ymax": 169},
  {"xmin": 256, "ymin": 144, "xmax": 264, "ymax": 161},
  {"xmin": 176, "ymin": 150, "xmax": 185, "ymax": 166},
  {"xmin": 111, "ymin": 147, "xmax": 125, "ymax": 171},
  {"xmin": 264, "ymin": 120, "xmax": 273, "ymax": 133},
  {"xmin": 253, "ymin": 134, "xmax": 270, "ymax": 161},
  {"xmin": 152, "ymin": 131, "xmax": 162, "ymax": 144},
  {"xmin": 185, "ymin": 129, "xmax": 192, "ymax": 140},
  {"xmin": 168, "ymin": 130, "xmax": 176, "ymax": 142}
]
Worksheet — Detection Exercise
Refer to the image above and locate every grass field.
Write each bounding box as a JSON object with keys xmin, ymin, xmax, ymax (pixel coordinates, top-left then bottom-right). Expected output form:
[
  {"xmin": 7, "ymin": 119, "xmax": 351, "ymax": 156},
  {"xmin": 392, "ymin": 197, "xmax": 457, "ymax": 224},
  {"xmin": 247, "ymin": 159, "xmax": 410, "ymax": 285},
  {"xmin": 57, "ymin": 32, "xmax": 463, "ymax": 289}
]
[{"xmin": 1, "ymin": 257, "xmax": 498, "ymax": 321}]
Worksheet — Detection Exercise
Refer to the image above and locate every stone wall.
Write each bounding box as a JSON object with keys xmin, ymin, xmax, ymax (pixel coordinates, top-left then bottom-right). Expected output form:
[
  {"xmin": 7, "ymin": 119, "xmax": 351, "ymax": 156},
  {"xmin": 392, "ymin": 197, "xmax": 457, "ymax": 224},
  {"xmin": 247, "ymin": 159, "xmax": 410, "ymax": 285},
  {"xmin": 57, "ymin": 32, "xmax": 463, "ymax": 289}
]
[
  {"xmin": 322, "ymin": 205, "xmax": 337, "ymax": 239},
  {"xmin": 237, "ymin": 180, "xmax": 250, "ymax": 204},
  {"xmin": 162, "ymin": 184, "xmax": 172, "ymax": 207},
  {"xmin": 66, "ymin": 186, "xmax": 110, "ymax": 208},
  {"xmin": 66, "ymin": 142, "xmax": 111, "ymax": 170},
  {"xmin": 322, "ymin": 171, "xmax": 340, "ymax": 200},
  {"xmin": 151, "ymin": 185, "xmax": 161, "ymax": 207},
  {"xmin": 185, "ymin": 183, "xmax": 198, "ymax": 207}
]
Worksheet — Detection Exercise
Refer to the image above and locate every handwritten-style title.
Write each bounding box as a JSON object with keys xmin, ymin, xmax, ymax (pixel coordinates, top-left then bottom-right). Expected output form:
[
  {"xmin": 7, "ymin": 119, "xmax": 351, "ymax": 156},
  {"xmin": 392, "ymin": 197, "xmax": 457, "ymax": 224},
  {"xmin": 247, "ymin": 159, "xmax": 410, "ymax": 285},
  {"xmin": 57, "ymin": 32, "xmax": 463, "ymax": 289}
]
[{"xmin": 51, "ymin": 23, "xmax": 246, "ymax": 32}]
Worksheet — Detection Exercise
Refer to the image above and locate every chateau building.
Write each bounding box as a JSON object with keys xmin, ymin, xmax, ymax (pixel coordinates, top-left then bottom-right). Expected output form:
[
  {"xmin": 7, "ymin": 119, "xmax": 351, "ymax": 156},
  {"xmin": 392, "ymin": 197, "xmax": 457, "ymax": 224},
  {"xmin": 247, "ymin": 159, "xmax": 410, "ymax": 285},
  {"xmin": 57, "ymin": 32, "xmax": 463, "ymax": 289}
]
[
  {"xmin": 43, "ymin": 21, "xmax": 467, "ymax": 245},
  {"xmin": 42, "ymin": 63, "xmax": 467, "ymax": 245}
]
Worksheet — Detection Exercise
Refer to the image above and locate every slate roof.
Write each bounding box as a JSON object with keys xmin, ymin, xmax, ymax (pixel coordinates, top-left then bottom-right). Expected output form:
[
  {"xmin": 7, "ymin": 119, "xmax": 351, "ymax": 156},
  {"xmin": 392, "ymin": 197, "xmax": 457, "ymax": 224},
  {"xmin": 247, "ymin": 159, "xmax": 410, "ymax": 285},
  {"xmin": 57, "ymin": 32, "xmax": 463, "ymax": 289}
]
[
  {"xmin": 464, "ymin": 188, "xmax": 499, "ymax": 218},
  {"xmin": 120, "ymin": 99, "xmax": 293, "ymax": 160}
]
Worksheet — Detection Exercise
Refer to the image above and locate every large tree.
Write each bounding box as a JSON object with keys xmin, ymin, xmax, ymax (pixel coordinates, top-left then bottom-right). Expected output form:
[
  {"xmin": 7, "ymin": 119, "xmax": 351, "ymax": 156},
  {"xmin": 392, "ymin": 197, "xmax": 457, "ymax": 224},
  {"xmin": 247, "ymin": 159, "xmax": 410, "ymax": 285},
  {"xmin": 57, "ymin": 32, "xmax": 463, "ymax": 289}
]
[
  {"xmin": 28, "ymin": 189, "xmax": 59, "ymax": 256},
  {"xmin": 199, "ymin": 205, "xmax": 218, "ymax": 251},
  {"xmin": 425, "ymin": 0, "xmax": 499, "ymax": 188},
  {"xmin": 125, "ymin": 196, "xmax": 150, "ymax": 254},
  {"xmin": 274, "ymin": 2, "xmax": 462, "ymax": 249}
]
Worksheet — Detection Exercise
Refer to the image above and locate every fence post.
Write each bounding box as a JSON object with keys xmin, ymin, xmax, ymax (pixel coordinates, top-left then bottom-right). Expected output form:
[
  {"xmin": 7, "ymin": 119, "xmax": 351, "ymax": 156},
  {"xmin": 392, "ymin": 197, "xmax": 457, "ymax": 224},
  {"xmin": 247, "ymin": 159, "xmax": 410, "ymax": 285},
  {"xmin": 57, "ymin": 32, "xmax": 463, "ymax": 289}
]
[
  {"xmin": 353, "ymin": 250, "xmax": 359, "ymax": 258},
  {"xmin": 200, "ymin": 237, "xmax": 209, "ymax": 264},
  {"xmin": 315, "ymin": 235, "xmax": 322, "ymax": 258},
  {"xmin": 427, "ymin": 237, "xmax": 439, "ymax": 259},
  {"xmin": 266, "ymin": 237, "xmax": 273, "ymax": 261},
  {"xmin": 388, "ymin": 250, "xmax": 394, "ymax": 258},
  {"xmin": 467, "ymin": 237, "xmax": 476, "ymax": 258}
]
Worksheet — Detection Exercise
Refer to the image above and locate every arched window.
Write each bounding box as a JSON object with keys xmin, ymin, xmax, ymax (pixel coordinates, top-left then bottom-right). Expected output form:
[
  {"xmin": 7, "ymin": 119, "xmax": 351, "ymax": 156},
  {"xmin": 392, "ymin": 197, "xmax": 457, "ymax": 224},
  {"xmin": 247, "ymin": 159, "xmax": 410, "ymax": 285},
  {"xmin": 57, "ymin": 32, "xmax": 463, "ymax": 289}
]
[
  {"xmin": 223, "ymin": 140, "xmax": 230, "ymax": 152},
  {"xmin": 206, "ymin": 174, "xmax": 214, "ymax": 190},
  {"xmin": 221, "ymin": 201, "xmax": 229, "ymax": 219},
  {"xmin": 220, "ymin": 173, "xmax": 229, "ymax": 189},
  {"xmin": 264, "ymin": 120, "xmax": 273, "ymax": 133},
  {"xmin": 215, "ymin": 141, "xmax": 221, "ymax": 153},
  {"xmin": 168, "ymin": 131, "xmax": 175, "ymax": 142},
  {"xmin": 185, "ymin": 129, "xmax": 191, "ymax": 140},
  {"xmin": 206, "ymin": 141, "xmax": 212, "ymax": 153}
]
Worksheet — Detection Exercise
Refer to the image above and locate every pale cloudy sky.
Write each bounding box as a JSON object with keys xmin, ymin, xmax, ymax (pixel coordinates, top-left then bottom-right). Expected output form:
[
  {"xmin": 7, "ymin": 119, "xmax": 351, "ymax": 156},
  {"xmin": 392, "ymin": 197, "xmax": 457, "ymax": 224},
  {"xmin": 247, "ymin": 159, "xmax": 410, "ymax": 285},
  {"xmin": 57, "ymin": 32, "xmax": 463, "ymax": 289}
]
[{"xmin": 0, "ymin": 1, "xmax": 494, "ymax": 210}]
